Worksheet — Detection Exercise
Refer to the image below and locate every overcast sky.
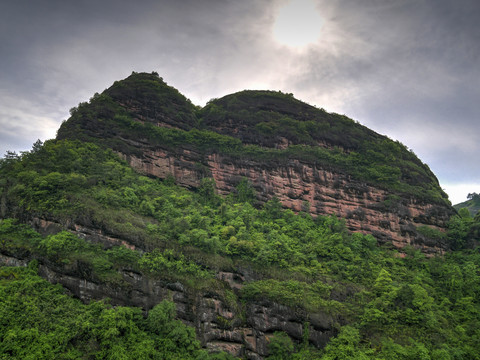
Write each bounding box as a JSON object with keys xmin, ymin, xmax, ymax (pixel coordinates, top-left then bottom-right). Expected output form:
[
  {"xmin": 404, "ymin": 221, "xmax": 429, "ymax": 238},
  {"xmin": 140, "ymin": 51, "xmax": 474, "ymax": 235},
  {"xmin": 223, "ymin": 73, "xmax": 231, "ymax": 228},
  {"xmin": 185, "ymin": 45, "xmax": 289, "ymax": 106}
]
[{"xmin": 1, "ymin": 0, "xmax": 479, "ymax": 204}]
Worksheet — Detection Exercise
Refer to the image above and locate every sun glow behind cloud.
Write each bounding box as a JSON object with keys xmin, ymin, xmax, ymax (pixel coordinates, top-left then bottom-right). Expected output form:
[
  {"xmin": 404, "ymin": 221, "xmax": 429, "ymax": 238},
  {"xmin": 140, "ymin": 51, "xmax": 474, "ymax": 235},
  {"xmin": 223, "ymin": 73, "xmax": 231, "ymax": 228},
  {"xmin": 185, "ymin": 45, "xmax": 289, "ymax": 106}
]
[{"xmin": 273, "ymin": 0, "xmax": 323, "ymax": 48}]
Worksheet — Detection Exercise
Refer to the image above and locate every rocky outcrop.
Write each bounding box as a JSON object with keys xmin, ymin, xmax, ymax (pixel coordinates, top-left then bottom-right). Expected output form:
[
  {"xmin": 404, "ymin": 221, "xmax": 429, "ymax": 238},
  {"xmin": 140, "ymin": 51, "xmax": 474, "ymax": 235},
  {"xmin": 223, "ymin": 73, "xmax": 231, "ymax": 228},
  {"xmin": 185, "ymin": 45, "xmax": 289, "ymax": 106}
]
[
  {"xmin": 0, "ymin": 253, "xmax": 339, "ymax": 359},
  {"xmin": 55, "ymin": 72, "xmax": 455, "ymax": 254},
  {"xmin": 120, "ymin": 145, "xmax": 453, "ymax": 255},
  {"xmin": 2, "ymin": 217, "xmax": 342, "ymax": 359},
  {"xmin": 2, "ymin": 73, "xmax": 457, "ymax": 358}
]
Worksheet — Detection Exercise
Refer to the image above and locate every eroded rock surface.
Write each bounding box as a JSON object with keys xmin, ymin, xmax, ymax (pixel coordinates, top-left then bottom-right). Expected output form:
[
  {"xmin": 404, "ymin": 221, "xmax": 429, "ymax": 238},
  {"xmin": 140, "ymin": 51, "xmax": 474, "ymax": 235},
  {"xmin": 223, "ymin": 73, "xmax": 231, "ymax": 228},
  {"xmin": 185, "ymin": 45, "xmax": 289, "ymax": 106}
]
[
  {"xmin": 55, "ymin": 72, "xmax": 454, "ymax": 254},
  {"xmin": 0, "ymin": 253, "xmax": 340, "ymax": 359},
  {"xmin": 120, "ymin": 145, "xmax": 453, "ymax": 255}
]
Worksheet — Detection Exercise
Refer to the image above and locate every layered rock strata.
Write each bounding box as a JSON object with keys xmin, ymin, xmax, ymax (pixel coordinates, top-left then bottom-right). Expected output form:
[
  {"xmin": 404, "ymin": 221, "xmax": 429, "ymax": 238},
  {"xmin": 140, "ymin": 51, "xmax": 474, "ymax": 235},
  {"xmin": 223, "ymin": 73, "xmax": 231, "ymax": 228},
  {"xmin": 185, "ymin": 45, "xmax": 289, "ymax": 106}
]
[
  {"xmin": 0, "ymin": 252, "xmax": 338, "ymax": 359},
  {"xmin": 120, "ymin": 145, "xmax": 452, "ymax": 254},
  {"xmin": 55, "ymin": 72, "xmax": 455, "ymax": 253}
]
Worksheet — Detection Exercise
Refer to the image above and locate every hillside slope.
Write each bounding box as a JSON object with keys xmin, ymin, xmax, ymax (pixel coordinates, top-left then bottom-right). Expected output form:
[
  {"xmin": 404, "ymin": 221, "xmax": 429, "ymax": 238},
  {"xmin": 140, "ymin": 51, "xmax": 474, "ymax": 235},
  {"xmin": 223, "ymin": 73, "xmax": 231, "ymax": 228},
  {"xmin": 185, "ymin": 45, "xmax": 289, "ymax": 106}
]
[
  {"xmin": 1, "ymin": 138, "xmax": 479, "ymax": 359},
  {"xmin": 454, "ymin": 193, "xmax": 480, "ymax": 216},
  {"xmin": 1, "ymin": 71, "xmax": 480, "ymax": 358},
  {"xmin": 58, "ymin": 72, "xmax": 453, "ymax": 254}
]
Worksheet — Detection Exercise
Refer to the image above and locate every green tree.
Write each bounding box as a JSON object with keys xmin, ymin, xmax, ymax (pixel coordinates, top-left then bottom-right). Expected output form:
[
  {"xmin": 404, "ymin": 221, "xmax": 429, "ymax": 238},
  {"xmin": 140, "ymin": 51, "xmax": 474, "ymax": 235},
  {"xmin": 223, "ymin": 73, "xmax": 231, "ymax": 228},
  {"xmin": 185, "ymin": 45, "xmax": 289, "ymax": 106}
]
[
  {"xmin": 264, "ymin": 196, "xmax": 283, "ymax": 219},
  {"xmin": 39, "ymin": 231, "xmax": 86, "ymax": 262},
  {"xmin": 198, "ymin": 178, "xmax": 221, "ymax": 206},
  {"xmin": 448, "ymin": 210, "xmax": 473, "ymax": 249},
  {"xmin": 146, "ymin": 300, "xmax": 177, "ymax": 336},
  {"xmin": 235, "ymin": 177, "xmax": 256, "ymax": 204},
  {"xmin": 321, "ymin": 326, "xmax": 369, "ymax": 360},
  {"xmin": 268, "ymin": 331, "xmax": 294, "ymax": 359},
  {"xmin": 374, "ymin": 268, "xmax": 394, "ymax": 295}
]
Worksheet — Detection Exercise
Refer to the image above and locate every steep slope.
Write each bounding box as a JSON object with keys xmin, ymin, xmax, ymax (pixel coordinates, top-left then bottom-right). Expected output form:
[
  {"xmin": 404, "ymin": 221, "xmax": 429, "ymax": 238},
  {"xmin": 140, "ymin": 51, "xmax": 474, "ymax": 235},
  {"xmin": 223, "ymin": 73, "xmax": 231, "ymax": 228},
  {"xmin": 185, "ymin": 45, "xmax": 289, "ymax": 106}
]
[
  {"xmin": 0, "ymin": 142, "xmax": 362, "ymax": 358},
  {"xmin": 57, "ymin": 72, "xmax": 454, "ymax": 254}
]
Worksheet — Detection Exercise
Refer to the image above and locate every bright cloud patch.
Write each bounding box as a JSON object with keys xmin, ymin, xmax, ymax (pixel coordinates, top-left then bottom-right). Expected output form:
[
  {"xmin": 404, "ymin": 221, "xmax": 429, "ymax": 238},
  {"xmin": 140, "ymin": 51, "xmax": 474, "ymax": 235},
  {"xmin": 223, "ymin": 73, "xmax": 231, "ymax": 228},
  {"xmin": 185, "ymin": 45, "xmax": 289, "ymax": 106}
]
[
  {"xmin": 273, "ymin": 0, "xmax": 323, "ymax": 48},
  {"xmin": 441, "ymin": 182, "xmax": 480, "ymax": 205}
]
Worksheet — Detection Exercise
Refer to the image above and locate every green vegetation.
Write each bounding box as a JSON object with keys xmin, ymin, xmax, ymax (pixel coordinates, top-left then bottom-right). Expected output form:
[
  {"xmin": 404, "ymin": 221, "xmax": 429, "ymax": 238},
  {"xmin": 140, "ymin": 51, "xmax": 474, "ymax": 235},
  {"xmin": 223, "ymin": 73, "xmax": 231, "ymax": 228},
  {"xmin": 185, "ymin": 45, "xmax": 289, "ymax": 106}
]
[
  {"xmin": 199, "ymin": 89, "xmax": 380, "ymax": 150},
  {"xmin": 0, "ymin": 140, "xmax": 393, "ymax": 278},
  {"xmin": 1, "ymin": 73, "xmax": 478, "ymax": 358},
  {"xmin": 0, "ymin": 266, "xmax": 234, "ymax": 359},
  {"xmin": 0, "ymin": 140, "xmax": 388, "ymax": 284},
  {"xmin": 1, "ymin": 138, "xmax": 480, "ymax": 358},
  {"xmin": 447, "ymin": 208, "xmax": 480, "ymax": 250},
  {"xmin": 455, "ymin": 192, "xmax": 480, "ymax": 216},
  {"xmin": 242, "ymin": 279, "xmax": 344, "ymax": 314}
]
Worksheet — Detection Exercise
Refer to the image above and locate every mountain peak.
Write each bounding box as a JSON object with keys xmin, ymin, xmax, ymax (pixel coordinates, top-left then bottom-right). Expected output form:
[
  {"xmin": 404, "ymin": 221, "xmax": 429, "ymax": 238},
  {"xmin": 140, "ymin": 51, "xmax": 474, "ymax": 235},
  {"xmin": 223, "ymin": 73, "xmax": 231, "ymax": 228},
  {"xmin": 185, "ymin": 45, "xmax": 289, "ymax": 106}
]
[{"xmin": 57, "ymin": 72, "xmax": 453, "ymax": 253}]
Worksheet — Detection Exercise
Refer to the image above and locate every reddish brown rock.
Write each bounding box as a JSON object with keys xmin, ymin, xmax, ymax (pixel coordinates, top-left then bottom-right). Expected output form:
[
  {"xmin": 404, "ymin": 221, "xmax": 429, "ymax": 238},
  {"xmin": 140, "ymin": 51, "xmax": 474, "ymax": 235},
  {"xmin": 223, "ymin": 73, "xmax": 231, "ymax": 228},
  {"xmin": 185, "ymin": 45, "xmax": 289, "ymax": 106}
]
[{"xmin": 119, "ymin": 145, "xmax": 452, "ymax": 254}]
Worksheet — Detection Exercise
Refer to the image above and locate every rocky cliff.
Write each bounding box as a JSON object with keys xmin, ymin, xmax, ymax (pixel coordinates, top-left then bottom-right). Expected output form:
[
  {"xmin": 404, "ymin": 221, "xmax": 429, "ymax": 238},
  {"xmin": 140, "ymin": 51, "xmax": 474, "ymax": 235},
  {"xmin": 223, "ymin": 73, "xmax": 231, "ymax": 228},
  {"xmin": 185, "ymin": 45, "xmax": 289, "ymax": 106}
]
[
  {"xmin": 58, "ymin": 72, "xmax": 454, "ymax": 254},
  {"xmin": 120, "ymin": 146, "xmax": 450, "ymax": 255},
  {"xmin": 1, "ymin": 216, "xmax": 341, "ymax": 359}
]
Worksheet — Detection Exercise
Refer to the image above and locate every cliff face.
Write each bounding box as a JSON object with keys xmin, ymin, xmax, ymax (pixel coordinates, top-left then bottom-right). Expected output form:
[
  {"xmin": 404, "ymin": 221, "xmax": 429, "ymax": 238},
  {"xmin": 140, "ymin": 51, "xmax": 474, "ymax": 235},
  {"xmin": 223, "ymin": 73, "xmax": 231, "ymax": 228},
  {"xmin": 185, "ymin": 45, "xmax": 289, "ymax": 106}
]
[
  {"xmin": 57, "ymin": 72, "xmax": 454, "ymax": 254},
  {"xmin": 120, "ymin": 144, "xmax": 451, "ymax": 255}
]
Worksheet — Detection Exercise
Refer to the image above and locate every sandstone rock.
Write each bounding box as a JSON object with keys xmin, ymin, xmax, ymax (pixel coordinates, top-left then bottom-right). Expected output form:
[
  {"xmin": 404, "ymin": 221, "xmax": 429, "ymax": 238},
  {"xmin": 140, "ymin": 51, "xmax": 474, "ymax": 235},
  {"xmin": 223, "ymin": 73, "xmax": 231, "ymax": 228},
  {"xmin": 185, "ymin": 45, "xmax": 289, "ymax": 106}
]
[{"xmin": 121, "ymin": 146, "xmax": 453, "ymax": 254}]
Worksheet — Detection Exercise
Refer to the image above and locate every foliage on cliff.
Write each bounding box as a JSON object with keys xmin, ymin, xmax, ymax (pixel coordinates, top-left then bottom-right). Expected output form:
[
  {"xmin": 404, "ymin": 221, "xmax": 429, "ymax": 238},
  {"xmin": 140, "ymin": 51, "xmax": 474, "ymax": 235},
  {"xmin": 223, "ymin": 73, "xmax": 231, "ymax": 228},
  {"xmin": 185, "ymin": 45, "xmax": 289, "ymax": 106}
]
[
  {"xmin": 0, "ymin": 265, "xmax": 234, "ymax": 359},
  {"xmin": 0, "ymin": 140, "xmax": 386, "ymax": 284},
  {"xmin": 1, "ymin": 139, "xmax": 480, "ymax": 358},
  {"xmin": 454, "ymin": 192, "xmax": 480, "ymax": 216},
  {"xmin": 56, "ymin": 72, "xmax": 449, "ymax": 205}
]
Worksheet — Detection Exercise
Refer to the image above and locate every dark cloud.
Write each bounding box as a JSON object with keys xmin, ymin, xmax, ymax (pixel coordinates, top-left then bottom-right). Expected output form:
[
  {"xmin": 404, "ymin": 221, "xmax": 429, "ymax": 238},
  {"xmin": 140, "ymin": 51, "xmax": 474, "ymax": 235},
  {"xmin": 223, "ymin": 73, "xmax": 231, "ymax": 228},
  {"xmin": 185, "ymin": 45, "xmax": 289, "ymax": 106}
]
[{"xmin": 0, "ymin": 0, "xmax": 479, "ymax": 203}]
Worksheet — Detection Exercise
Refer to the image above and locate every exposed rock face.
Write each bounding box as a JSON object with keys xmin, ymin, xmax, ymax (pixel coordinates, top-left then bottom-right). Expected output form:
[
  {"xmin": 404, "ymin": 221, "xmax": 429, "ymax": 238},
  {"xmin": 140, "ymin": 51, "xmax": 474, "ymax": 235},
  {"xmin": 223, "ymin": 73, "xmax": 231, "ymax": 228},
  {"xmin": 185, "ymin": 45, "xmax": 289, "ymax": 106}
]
[
  {"xmin": 0, "ymin": 253, "xmax": 338, "ymax": 359},
  {"xmin": 120, "ymin": 145, "xmax": 452, "ymax": 255},
  {"xmin": 5, "ymin": 218, "xmax": 343, "ymax": 358}
]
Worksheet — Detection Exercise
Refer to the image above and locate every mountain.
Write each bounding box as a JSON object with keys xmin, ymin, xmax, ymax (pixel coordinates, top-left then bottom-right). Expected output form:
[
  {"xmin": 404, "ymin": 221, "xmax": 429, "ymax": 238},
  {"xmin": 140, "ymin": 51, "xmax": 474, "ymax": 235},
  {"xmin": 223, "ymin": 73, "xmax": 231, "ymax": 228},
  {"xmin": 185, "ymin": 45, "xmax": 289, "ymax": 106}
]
[
  {"xmin": 2, "ymin": 72, "xmax": 479, "ymax": 359},
  {"xmin": 57, "ymin": 71, "xmax": 453, "ymax": 254}
]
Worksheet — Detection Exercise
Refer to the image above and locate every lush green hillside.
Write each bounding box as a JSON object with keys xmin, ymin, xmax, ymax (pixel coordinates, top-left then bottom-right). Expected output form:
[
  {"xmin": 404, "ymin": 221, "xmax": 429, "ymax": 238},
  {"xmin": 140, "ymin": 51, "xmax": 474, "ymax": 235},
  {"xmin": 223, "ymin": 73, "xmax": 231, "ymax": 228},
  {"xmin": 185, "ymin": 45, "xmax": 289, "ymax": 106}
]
[
  {"xmin": 455, "ymin": 193, "xmax": 480, "ymax": 216},
  {"xmin": 1, "ymin": 72, "xmax": 477, "ymax": 358},
  {"xmin": 1, "ymin": 139, "xmax": 480, "ymax": 358},
  {"xmin": 0, "ymin": 265, "xmax": 234, "ymax": 359},
  {"xmin": 199, "ymin": 89, "xmax": 382, "ymax": 149}
]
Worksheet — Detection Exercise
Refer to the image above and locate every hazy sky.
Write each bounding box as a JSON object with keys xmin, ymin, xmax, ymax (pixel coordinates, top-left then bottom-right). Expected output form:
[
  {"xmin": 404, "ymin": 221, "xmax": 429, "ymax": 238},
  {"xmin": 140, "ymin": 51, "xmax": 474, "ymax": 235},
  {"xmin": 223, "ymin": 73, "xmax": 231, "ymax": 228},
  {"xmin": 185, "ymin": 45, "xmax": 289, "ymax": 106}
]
[{"xmin": 1, "ymin": 0, "xmax": 479, "ymax": 204}]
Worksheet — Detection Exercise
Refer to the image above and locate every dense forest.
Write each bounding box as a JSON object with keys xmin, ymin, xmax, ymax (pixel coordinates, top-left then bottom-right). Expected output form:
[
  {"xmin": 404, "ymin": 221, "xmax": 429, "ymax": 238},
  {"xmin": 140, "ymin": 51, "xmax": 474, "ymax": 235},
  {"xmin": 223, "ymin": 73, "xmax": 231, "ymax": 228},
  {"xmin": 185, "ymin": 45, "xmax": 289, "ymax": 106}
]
[{"xmin": 1, "ymin": 139, "xmax": 480, "ymax": 359}]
